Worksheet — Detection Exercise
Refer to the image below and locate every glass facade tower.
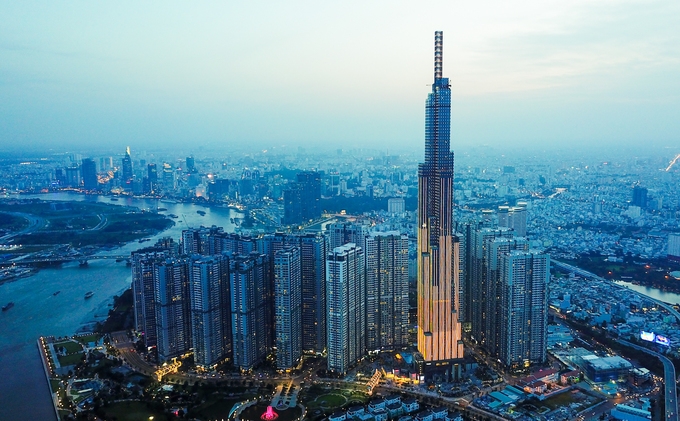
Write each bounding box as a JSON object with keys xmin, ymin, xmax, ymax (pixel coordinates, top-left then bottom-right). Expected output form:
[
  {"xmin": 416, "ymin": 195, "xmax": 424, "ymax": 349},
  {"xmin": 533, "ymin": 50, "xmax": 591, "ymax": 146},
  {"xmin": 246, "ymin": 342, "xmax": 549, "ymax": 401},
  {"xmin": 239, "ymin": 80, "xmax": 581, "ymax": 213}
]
[{"xmin": 417, "ymin": 31, "xmax": 464, "ymax": 364}]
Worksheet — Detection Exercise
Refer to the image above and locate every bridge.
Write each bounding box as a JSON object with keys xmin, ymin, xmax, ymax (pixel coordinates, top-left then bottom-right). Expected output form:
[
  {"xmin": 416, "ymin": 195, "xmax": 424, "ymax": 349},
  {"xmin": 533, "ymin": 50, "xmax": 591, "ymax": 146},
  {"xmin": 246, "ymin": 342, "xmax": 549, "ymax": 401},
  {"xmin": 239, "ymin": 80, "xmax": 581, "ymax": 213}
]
[{"xmin": 0, "ymin": 254, "xmax": 130, "ymax": 267}]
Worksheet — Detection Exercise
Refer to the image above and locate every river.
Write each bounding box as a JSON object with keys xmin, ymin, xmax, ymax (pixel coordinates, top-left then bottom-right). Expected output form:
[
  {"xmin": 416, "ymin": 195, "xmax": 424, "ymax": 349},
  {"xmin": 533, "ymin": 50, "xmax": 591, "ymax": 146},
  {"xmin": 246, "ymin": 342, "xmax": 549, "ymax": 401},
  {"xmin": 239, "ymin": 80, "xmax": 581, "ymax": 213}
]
[
  {"xmin": 0, "ymin": 192, "xmax": 241, "ymax": 421},
  {"xmin": 613, "ymin": 280, "xmax": 680, "ymax": 306}
]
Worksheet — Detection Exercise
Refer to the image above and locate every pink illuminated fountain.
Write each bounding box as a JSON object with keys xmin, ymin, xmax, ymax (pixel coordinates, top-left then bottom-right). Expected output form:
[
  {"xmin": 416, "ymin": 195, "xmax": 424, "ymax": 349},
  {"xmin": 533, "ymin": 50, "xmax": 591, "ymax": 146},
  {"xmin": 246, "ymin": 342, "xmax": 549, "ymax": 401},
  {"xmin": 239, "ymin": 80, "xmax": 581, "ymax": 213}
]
[{"xmin": 261, "ymin": 406, "xmax": 279, "ymax": 421}]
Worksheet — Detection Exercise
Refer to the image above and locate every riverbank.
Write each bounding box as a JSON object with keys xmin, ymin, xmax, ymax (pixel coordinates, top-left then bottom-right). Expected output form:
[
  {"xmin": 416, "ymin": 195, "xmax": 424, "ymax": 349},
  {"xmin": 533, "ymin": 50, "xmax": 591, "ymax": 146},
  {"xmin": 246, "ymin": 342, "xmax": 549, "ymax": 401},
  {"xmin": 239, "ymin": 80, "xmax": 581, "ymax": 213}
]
[
  {"xmin": 38, "ymin": 337, "xmax": 61, "ymax": 421},
  {"xmin": 0, "ymin": 193, "xmax": 243, "ymax": 420}
]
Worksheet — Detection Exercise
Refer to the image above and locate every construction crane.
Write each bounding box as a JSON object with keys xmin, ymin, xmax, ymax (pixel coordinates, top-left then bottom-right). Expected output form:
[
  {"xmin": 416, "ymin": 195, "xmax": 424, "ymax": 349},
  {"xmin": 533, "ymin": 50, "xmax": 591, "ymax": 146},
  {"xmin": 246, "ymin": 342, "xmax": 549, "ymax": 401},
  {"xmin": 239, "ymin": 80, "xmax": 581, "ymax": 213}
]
[{"xmin": 182, "ymin": 214, "xmax": 191, "ymax": 229}]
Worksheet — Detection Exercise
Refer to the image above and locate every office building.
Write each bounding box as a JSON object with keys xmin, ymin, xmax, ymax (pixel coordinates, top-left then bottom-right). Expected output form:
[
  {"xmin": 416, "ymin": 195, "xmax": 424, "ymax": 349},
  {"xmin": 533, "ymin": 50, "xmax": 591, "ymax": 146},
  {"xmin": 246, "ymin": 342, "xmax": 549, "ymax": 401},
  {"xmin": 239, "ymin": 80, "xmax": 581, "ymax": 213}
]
[
  {"xmin": 669, "ymin": 233, "xmax": 680, "ymax": 262},
  {"xmin": 416, "ymin": 31, "xmax": 464, "ymax": 370},
  {"xmin": 632, "ymin": 185, "xmax": 648, "ymax": 208},
  {"xmin": 283, "ymin": 171, "xmax": 321, "ymax": 225},
  {"xmin": 499, "ymin": 251, "xmax": 549, "ymax": 368},
  {"xmin": 326, "ymin": 243, "xmax": 365, "ymax": 374},
  {"xmin": 122, "ymin": 146, "xmax": 133, "ymax": 187},
  {"xmin": 147, "ymin": 163, "xmax": 158, "ymax": 194},
  {"xmin": 387, "ymin": 197, "xmax": 406, "ymax": 214},
  {"xmin": 81, "ymin": 158, "xmax": 98, "ymax": 190},
  {"xmin": 274, "ymin": 246, "xmax": 302, "ymax": 370},
  {"xmin": 364, "ymin": 232, "xmax": 409, "ymax": 351}
]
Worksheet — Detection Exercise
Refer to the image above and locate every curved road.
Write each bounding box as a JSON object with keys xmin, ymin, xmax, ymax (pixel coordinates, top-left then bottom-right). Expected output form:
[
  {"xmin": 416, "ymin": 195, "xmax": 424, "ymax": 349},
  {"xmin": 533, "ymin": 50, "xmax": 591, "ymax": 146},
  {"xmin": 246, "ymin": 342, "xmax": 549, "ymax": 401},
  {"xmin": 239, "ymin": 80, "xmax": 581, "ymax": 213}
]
[{"xmin": 620, "ymin": 340, "xmax": 677, "ymax": 421}]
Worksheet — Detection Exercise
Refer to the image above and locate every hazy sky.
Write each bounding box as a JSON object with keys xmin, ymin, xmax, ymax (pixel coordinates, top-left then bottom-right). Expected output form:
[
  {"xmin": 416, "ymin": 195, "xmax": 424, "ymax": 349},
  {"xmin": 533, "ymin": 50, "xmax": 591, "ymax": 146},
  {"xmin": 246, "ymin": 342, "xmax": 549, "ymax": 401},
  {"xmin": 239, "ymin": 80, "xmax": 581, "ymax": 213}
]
[{"xmin": 1, "ymin": 1, "xmax": 678, "ymax": 153}]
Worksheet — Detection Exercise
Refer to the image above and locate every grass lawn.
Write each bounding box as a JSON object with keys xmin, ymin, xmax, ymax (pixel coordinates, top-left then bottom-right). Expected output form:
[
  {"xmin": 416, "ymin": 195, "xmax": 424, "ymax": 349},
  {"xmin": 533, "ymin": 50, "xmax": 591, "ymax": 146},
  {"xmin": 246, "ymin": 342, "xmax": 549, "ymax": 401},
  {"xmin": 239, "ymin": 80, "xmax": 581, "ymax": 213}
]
[
  {"xmin": 58, "ymin": 352, "xmax": 84, "ymax": 366},
  {"xmin": 102, "ymin": 401, "xmax": 166, "ymax": 421},
  {"xmin": 75, "ymin": 333, "xmax": 101, "ymax": 345},
  {"xmin": 541, "ymin": 390, "xmax": 585, "ymax": 410},
  {"xmin": 308, "ymin": 393, "xmax": 347, "ymax": 410},
  {"xmin": 193, "ymin": 397, "xmax": 246, "ymax": 419},
  {"xmin": 54, "ymin": 340, "xmax": 84, "ymax": 354},
  {"xmin": 50, "ymin": 379, "xmax": 62, "ymax": 392}
]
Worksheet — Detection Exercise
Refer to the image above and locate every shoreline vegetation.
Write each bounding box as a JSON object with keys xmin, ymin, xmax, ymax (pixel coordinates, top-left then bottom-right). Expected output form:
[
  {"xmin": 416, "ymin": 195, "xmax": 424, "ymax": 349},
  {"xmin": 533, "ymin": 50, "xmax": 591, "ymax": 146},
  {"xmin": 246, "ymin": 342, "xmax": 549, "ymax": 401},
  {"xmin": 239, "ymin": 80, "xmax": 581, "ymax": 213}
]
[{"xmin": 0, "ymin": 198, "xmax": 173, "ymax": 284}]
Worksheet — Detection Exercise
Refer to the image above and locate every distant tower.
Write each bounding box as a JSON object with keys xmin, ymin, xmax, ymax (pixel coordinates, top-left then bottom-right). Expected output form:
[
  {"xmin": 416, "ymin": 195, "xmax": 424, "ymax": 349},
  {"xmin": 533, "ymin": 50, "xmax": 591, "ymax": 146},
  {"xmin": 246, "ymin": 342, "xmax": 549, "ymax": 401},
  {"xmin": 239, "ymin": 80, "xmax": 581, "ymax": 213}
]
[
  {"xmin": 122, "ymin": 146, "xmax": 133, "ymax": 187},
  {"xmin": 326, "ymin": 243, "xmax": 365, "ymax": 374},
  {"xmin": 147, "ymin": 163, "xmax": 158, "ymax": 193},
  {"xmin": 81, "ymin": 158, "xmax": 98, "ymax": 190},
  {"xmin": 274, "ymin": 246, "xmax": 302, "ymax": 371},
  {"xmin": 417, "ymin": 31, "xmax": 464, "ymax": 375},
  {"xmin": 632, "ymin": 185, "xmax": 648, "ymax": 208}
]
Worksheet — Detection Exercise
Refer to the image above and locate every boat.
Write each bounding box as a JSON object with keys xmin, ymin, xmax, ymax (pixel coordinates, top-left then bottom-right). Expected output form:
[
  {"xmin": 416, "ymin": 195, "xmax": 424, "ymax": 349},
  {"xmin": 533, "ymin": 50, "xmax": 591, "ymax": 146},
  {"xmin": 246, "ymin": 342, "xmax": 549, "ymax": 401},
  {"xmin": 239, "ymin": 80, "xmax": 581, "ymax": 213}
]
[
  {"xmin": 84, "ymin": 292, "xmax": 94, "ymax": 299},
  {"xmin": 157, "ymin": 207, "xmax": 167, "ymax": 212},
  {"xmin": 2, "ymin": 302, "xmax": 14, "ymax": 311},
  {"xmin": 53, "ymin": 291, "xmax": 61, "ymax": 296},
  {"xmin": 168, "ymin": 214, "xmax": 179, "ymax": 219},
  {"xmin": 110, "ymin": 197, "xmax": 119, "ymax": 201},
  {"xmin": 197, "ymin": 210, "xmax": 206, "ymax": 216}
]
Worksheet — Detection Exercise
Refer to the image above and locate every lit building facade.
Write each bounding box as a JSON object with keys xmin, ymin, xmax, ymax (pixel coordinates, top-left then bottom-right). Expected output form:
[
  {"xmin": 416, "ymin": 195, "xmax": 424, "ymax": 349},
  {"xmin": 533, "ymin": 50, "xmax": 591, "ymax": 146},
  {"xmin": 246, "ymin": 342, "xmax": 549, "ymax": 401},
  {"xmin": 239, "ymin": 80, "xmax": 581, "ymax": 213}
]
[
  {"xmin": 364, "ymin": 232, "xmax": 409, "ymax": 351},
  {"xmin": 326, "ymin": 243, "xmax": 365, "ymax": 374},
  {"xmin": 416, "ymin": 31, "xmax": 464, "ymax": 368},
  {"xmin": 499, "ymin": 251, "xmax": 549, "ymax": 368},
  {"xmin": 274, "ymin": 246, "xmax": 302, "ymax": 370}
]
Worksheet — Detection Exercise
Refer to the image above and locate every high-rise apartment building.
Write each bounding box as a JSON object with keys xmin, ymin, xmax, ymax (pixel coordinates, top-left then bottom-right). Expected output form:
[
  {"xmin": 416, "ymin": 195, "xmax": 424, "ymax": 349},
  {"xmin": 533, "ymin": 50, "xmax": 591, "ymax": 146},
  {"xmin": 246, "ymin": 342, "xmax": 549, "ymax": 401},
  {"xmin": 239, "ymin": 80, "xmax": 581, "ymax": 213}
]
[
  {"xmin": 189, "ymin": 255, "xmax": 231, "ymax": 369},
  {"xmin": 417, "ymin": 31, "xmax": 464, "ymax": 371},
  {"xmin": 274, "ymin": 246, "xmax": 302, "ymax": 370},
  {"xmin": 155, "ymin": 258, "xmax": 192, "ymax": 362},
  {"xmin": 299, "ymin": 234, "xmax": 328, "ymax": 354},
  {"xmin": 499, "ymin": 251, "xmax": 549, "ymax": 368},
  {"xmin": 498, "ymin": 205, "xmax": 527, "ymax": 237},
  {"xmin": 326, "ymin": 222, "xmax": 368, "ymax": 250},
  {"xmin": 230, "ymin": 252, "xmax": 268, "ymax": 371},
  {"xmin": 326, "ymin": 243, "xmax": 365, "ymax": 374},
  {"xmin": 131, "ymin": 249, "xmax": 172, "ymax": 351},
  {"xmin": 364, "ymin": 232, "xmax": 409, "ymax": 351}
]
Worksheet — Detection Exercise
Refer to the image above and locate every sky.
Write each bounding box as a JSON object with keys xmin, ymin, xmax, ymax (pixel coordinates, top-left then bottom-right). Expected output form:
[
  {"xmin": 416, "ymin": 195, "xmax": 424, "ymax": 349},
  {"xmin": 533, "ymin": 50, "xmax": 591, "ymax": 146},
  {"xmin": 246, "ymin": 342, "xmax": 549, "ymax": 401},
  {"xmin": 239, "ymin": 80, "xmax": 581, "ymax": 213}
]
[{"xmin": 1, "ymin": 0, "xmax": 679, "ymax": 153}]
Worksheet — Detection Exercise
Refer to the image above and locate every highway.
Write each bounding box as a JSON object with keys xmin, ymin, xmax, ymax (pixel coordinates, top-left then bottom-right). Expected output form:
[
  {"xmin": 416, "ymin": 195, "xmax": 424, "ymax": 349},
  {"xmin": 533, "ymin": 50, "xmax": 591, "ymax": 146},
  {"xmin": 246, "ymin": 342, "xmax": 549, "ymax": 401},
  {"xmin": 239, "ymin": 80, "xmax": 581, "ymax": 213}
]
[{"xmin": 620, "ymin": 340, "xmax": 678, "ymax": 421}]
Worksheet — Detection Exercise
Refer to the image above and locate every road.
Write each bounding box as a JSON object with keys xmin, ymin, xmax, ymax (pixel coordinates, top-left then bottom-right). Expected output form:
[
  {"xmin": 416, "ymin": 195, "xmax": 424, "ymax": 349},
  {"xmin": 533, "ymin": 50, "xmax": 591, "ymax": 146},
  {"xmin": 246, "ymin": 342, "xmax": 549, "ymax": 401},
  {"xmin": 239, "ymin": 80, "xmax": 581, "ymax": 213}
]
[{"xmin": 620, "ymin": 340, "xmax": 678, "ymax": 421}]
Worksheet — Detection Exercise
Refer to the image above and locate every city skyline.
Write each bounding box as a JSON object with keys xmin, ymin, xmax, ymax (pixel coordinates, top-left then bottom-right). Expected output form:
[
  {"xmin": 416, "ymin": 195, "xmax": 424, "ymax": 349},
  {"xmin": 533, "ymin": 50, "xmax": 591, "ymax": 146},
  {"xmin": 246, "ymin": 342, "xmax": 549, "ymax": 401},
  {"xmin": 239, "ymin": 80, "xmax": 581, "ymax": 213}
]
[{"xmin": 1, "ymin": 1, "xmax": 679, "ymax": 152}]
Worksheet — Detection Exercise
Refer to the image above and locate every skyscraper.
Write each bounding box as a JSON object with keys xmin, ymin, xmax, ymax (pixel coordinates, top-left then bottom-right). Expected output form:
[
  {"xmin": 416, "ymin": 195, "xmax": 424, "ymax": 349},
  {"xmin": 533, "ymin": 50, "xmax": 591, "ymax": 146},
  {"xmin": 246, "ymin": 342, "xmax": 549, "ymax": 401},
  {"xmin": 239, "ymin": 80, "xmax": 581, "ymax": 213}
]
[
  {"xmin": 283, "ymin": 171, "xmax": 322, "ymax": 225},
  {"xmin": 417, "ymin": 31, "xmax": 464, "ymax": 370},
  {"xmin": 155, "ymin": 257, "xmax": 192, "ymax": 362},
  {"xmin": 122, "ymin": 146, "xmax": 133, "ymax": 188},
  {"xmin": 364, "ymin": 232, "xmax": 410, "ymax": 351},
  {"xmin": 230, "ymin": 252, "xmax": 269, "ymax": 371},
  {"xmin": 499, "ymin": 251, "xmax": 549, "ymax": 368},
  {"xmin": 274, "ymin": 246, "xmax": 302, "ymax": 370},
  {"xmin": 326, "ymin": 243, "xmax": 365, "ymax": 374},
  {"xmin": 190, "ymin": 255, "xmax": 231, "ymax": 368},
  {"xmin": 81, "ymin": 158, "xmax": 98, "ymax": 190}
]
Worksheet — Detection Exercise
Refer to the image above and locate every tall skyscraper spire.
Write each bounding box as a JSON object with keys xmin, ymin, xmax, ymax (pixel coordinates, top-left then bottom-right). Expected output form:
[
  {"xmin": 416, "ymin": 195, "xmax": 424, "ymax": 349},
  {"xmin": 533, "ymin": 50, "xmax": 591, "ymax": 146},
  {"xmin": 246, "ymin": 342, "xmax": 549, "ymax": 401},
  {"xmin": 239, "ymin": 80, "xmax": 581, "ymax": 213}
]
[
  {"xmin": 417, "ymin": 31, "xmax": 463, "ymax": 377},
  {"xmin": 434, "ymin": 31, "xmax": 443, "ymax": 81}
]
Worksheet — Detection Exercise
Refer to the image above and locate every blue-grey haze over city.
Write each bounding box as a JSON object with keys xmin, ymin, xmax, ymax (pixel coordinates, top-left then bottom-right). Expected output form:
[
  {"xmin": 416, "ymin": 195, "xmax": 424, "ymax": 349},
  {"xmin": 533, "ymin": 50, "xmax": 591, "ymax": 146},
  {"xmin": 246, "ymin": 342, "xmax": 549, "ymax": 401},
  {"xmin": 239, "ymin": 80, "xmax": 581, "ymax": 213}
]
[
  {"xmin": 2, "ymin": 0, "xmax": 679, "ymax": 152},
  {"xmin": 2, "ymin": 2, "xmax": 680, "ymax": 421}
]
